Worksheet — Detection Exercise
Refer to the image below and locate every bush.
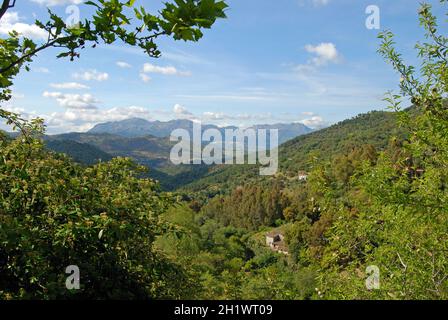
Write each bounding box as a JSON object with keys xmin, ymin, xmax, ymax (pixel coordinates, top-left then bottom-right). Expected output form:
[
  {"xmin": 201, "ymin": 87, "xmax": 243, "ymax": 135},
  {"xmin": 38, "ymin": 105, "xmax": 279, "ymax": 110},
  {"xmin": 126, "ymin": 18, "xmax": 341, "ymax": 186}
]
[{"xmin": 0, "ymin": 134, "xmax": 193, "ymax": 299}]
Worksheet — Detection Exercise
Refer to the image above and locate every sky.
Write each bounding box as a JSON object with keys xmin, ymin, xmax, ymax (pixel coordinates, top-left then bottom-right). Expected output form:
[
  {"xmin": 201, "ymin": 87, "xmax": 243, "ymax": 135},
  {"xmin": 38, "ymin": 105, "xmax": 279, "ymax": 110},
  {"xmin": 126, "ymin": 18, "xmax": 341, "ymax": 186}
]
[{"xmin": 1, "ymin": 0, "xmax": 446, "ymax": 134}]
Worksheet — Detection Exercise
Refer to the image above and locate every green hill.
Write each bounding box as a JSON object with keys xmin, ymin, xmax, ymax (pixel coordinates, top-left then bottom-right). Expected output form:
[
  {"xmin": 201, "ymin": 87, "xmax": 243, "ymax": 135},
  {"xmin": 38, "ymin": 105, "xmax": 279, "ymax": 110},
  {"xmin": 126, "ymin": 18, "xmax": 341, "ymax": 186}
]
[
  {"xmin": 45, "ymin": 140, "xmax": 113, "ymax": 165},
  {"xmin": 279, "ymin": 110, "xmax": 405, "ymax": 173},
  {"xmin": 180, "ymin": 110, "xmax": 408, "ymax": 194},
  {"xmin": 44, "ymin": 132, "xmax": 215, "ymax": 190}
]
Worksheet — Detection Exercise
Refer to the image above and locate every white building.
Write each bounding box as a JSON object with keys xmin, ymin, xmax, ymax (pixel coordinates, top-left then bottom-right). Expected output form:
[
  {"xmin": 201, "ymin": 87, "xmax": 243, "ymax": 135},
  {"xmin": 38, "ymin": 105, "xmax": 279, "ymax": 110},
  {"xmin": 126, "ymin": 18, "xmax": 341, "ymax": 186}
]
[{"xmin": 298, "ymin": 171, "xmax": 308, "ymax": 181}]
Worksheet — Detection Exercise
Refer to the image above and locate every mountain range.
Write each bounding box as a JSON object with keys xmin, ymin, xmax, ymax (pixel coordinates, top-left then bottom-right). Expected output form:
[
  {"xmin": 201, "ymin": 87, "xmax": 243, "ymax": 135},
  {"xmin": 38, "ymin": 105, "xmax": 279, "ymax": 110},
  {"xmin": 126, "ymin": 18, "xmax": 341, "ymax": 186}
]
[
  {"xmin": 179, "ymin": 109, "xmax": 409, "ymax": 193},
  {"xmin": 88, "ymin": 118, "xmax": 313, "ymax": 145},
  {"xmin": 4, "ymin": 111, "xmax": 406, "ymax": 192},
  {"xmin": 33, "ymin": 118, "xmax": 312, "ymax": 190}
]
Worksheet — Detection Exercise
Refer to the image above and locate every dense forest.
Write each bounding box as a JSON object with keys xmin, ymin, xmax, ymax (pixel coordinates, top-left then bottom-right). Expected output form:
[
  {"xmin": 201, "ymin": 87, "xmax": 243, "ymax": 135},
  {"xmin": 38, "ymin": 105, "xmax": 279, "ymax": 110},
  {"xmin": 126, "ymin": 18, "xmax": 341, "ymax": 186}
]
[{"xmin": 1, "ymin": 0, "xmax": 448, "ymax": 300}]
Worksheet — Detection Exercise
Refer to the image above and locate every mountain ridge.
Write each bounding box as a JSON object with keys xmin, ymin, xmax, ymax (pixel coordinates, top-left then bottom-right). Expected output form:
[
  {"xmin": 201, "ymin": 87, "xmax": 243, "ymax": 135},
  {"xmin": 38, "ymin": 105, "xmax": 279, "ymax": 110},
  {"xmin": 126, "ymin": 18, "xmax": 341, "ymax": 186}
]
[
  {"xmin": 179, "ymin": 109, "xmax": 409, "ymax": 193},
  {"xmin": 88, "ymin": 118, "xmax": 313, "ymax": 145}
]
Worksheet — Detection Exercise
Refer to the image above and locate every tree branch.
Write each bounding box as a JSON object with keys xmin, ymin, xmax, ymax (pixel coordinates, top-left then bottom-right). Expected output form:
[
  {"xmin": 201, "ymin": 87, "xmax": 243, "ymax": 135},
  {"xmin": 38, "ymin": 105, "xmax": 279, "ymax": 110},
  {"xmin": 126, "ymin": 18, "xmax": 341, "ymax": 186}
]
[
  {"xmin": 138, "ymin": 31, "xmax": 168, "ymax": 41},
  {"xmin": 0, "ymin": 38, "xmax": 59, "ymax": 74},
  {"xmin": 0, "ymin": 0, "xmax": 13, "ymax": 21}
]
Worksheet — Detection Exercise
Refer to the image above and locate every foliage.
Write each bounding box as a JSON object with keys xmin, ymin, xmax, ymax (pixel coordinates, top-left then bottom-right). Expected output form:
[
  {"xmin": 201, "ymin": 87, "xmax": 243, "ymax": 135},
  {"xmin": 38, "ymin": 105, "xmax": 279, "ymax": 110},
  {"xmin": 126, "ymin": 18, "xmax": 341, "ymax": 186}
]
[
  {"xmin": 176, "ymin": 1, "xmax": 448, "ymax": 300},
  {"xmin": 155, "ymin": 205, "xmax": 316, "ymax": 300},
  {"xmin": 0, "ymin": 0, "xmax": 227, "ymax": 300},
  {"xmin": 202, "ymin": 181, "xmax": 286, "ymax": 231},
  {"xmin": 0, "ymin": 135, "xmax": 197, "ymax": 299},
  {"xmin": 307, "ymin": 0, "xmax": 448, "ymax": 299}
]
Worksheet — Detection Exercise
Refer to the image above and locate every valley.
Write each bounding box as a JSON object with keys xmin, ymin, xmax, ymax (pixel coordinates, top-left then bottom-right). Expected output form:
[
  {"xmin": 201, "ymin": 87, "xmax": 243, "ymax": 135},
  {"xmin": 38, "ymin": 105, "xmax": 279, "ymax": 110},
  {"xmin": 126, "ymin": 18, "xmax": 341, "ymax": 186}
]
[{"xmin": 42, "ymin": 118, "xmax": 314, "ymax": 190}]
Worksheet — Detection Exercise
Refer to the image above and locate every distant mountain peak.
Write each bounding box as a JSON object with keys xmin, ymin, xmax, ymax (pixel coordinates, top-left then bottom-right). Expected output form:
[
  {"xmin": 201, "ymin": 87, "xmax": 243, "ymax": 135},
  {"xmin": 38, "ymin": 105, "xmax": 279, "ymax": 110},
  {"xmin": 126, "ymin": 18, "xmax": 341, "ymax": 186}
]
[
  {"xmin": 89, "ymin": 118, "xmax": 170, "ymax": 138},
  {"xmin": 88, "ymin": 118, "xmax": 313, "ymax": 143},
  {"xmin": 89, "ymin": 117, "xmax": 151, "ymax": 130}
]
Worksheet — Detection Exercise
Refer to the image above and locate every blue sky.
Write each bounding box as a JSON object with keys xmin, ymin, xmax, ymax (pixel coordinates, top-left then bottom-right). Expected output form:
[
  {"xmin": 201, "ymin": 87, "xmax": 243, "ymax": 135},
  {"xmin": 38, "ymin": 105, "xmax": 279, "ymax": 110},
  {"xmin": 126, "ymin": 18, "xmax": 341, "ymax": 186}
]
[{"xmin": 1, "ymin": 0, "xmax": 446, "ymax": 133}]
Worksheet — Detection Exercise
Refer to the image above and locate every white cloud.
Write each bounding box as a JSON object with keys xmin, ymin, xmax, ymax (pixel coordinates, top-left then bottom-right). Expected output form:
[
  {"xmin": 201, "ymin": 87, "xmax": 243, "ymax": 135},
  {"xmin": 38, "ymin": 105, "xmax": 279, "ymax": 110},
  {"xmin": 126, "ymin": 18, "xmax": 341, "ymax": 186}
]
[
  {"xmin": 302, "ymin": 111, "xmax": 315, "ymax": 116},
  {"xmin": 73, "ymin": 69, "xmax": 109, "ymax": 82},
  {"xmin": 44, "ymin": 106, "xmax": 153, "ymax": 133},
  {"xmin": 139, "ymin": 73, "xmax": 151, "ymax": 83},
  {"xmin": 293, "ymin": 64, "xmax": 316, "ymax": 75},
  {"xmin": 313, "ymin": 0, "xmax": 329, "ymax": 6},
  {"xmin": 173, "ymin": 104, "xmax": 194, "ymax": 118},
  {"xmin": 11, "ymin": 92, "xmax": 25, "ymax": 99},
  {"xmin": 177, "ymin": 94, "xmax": 276, "ymax": 102},
  {"xmin": 0, "ymin": 102, "xmax": 39, "ymax": 131},
  {"xmin": 202, "ymin": 111, "xmax": 227, "ymax": 121},
  {"xmin": 304, "ymin": 42, "xmax": 339, "ymax": 66},
  {"xmin": 200, "ymin": 111, "xmax": 278, "ymax": 124},
  {"xmin": 3, "ymin": 106, "xmax": 25, "ymax": 115},
  {"xmin": 298, "ymin": 0, "xmax": 330, "ymax": 7},
  {"xmin": 43, "ymin": 91, "xmax": 99, "ymax": 110},
  {"xmin": 170, "ymin": 105, "xmax": 258, "ymax": 125},
  {"xmin": 116, "ymin": 61, "xmax": 132, "ymax": 68},
  {"xmin": 30, "ymin": 0, "xmax": 83, "ymax": 6},
  {"xmin": 0, "ymin": 12, "xmax": 47, "ymax": 40},
  {"xmin": 50, "ymin": 82, "xmax": 90, "ymax": 90},
  {"xmin": 291, "ymin": 43, "xmax": 340, "ymax": 95},
  {"xmin": 163, "ymin": 50, "xmax": 211, "ymax": 65},
  {"xmin": 142, "ymin": 63, "xmax": 191, "ymax": 76},
  {"xmin": 34, "ymin": 67, "xmax": 50, "ymax": 73},
  {"xmin": 299, "ymin": 116, "xmax": 326, "ymax": 129}
]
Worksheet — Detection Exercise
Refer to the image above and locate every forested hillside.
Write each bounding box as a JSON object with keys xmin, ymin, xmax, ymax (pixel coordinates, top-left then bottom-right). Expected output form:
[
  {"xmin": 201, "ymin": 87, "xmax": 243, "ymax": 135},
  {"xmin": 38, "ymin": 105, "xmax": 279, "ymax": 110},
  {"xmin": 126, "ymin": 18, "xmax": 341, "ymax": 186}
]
[
  {"xmin": 45, "ymin": 140, "xmax": 113, "ymax": 165},
  {"xmin": 181, "ymin": 109, "xmax": 408, "ymax": 195},
  {"xmin": 280, "ymin": 110, "xmax": 408, "ymax": 173},
  {"xmin": 45, "ymin": 132, "xmax": 221, "ymax": 190},
  {"xmin": 42, "ymin": 119, "xmax": 313, "ymax": 191},
  {"xmin": 46, "ymin": 133, "xmax": 172, "ymax": 167}
]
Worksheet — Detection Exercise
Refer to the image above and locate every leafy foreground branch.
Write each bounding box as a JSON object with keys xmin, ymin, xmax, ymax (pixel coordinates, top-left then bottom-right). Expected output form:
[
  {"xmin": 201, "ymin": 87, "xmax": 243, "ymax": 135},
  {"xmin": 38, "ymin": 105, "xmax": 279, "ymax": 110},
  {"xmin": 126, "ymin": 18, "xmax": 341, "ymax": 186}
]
[
  {"xmin": 308, "ymin": 0, "xmax": 448, "ymax": 299},
  {"xmin": 0, "ymin": 0, "xmax": 227, "ymax": 102}
]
